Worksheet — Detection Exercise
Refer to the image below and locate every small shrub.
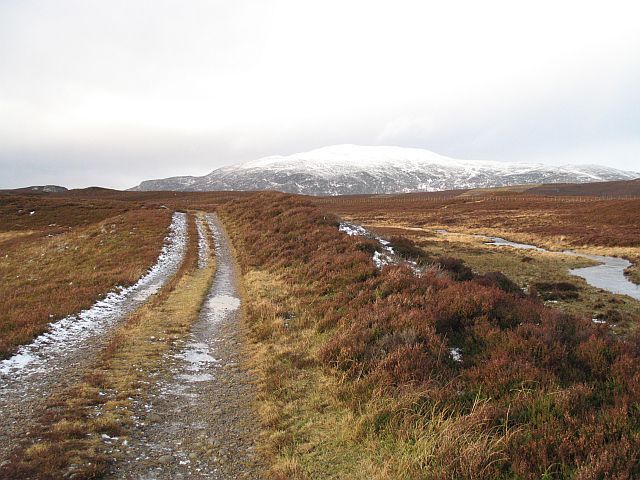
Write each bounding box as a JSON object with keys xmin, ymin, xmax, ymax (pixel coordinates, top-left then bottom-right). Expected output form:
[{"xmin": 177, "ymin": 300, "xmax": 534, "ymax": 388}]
[
  {"xmin": 533, "ymin": 281, "xmax": 580, "ymax": 300},
  {"xmin": 437, "ymin": 256, "xmax": 474, "ymax": 281},
  {"xmin": 475, "ymin": 271, "xmax": 522, "ymax": 295},
  {"xmin": 388, "ymin": 235, "xmax": 431, "ymax": 263}
]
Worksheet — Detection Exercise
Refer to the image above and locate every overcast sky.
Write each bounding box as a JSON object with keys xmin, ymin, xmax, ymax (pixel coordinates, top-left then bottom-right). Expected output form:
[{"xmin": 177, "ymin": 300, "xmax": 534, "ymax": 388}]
[{"xmin": 1, "ymin": 0, "xmax": 639, "ymax": 189}]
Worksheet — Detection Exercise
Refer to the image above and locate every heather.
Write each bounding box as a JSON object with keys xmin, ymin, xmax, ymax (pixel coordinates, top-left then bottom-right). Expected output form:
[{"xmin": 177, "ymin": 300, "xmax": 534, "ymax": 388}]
[{"xmin": 222, "ymin": 192, "xmax": 640, "ymax": 479}]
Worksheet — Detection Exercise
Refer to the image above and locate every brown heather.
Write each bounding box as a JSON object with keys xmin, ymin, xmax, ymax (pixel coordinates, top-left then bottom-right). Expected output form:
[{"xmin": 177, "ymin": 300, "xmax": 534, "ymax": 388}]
[
  {"xmin": 222, "ymin": 192, "xmax": 640, "ymax": 479},
  {"xmin": 315, "ymin": 194, "xmax": 640, "ymax": 247}
]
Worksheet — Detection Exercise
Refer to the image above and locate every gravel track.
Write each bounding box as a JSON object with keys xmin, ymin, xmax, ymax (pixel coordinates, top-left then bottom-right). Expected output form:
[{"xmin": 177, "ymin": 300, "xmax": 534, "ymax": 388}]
[
  {"xmin": 0, "ymin": 212, "xmax": 188, "ymax": 462},
  {"xmin": 106, "ymin": 213, "xmax": 261, "ymax": 479}
]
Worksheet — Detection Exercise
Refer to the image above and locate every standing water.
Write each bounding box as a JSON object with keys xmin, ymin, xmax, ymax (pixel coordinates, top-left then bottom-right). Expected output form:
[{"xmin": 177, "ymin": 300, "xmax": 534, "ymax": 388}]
[
  {"xmin": 568, "ymin": 253, "xmax": 640, "ymax": 300},
  {"xmin": 436, "ymin": 230, "xmax": 640, "ymax": 301}
]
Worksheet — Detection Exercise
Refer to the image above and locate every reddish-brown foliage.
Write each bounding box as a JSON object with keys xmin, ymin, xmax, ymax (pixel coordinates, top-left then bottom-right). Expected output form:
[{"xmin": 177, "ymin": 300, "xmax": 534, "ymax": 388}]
[
  {"xmin": 221, "ymin": 192, "xmax": 640, "ymax": 478},
  {"xmin": 316, "ymin": 194, "xmax": 640, "ymax": 247}
]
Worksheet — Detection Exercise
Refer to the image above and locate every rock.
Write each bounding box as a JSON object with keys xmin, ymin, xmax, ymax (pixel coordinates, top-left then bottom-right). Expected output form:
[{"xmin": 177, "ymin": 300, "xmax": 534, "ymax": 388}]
[
  {"xmin": 147, "ymin": 413, "xmax": 162, "ymax": 423},
  {"xmin": 188, "ymin": 452, "xmax": 198, "ymax": 461},
  {"xmin": 157, "ymin": 454, "xmax": 174, "ymax": 465}
]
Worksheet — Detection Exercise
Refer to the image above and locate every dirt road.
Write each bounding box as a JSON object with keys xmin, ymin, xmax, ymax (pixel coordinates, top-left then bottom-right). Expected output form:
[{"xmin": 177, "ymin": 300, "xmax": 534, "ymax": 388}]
[
  {"xmin": 0, "ymin": 212, "xmax": 188, "ymax": 462},
  {"xmin": 106, "ymin": 213, "xmax": 261, "ymax": 479}
]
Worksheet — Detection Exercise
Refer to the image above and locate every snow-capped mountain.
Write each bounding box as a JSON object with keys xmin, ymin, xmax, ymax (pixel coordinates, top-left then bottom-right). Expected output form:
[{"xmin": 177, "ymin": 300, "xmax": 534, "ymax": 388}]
[{"xmin": 131, "ymin": 145, "xmax": 639, "ymax": 195}]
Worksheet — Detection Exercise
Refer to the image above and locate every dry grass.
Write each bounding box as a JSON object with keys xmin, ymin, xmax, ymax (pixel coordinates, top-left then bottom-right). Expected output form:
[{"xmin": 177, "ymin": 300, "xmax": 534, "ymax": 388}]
[
  {"xmin": 239, "ymin": 270, "xmax": 375, "ymax": 479},
  {"xmin": 0, "ymin": 212, "xmax": 215, "ymax": 479},
  {"xmin": 0, "ymin": 197, "xmax": 173, "ymax": 358},
  {"xmin": 239, "ymin": 259, "xmax": 518, "ymax": 479},
  {"xmin": 42, "ymin": 188, "xmax": 252, "ymax": 212}
]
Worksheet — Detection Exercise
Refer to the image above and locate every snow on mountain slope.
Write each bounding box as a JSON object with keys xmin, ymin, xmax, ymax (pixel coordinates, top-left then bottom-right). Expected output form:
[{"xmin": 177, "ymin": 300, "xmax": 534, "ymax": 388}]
[{"xmin": 131, "ymin": 145, "xmax": 639, "ymax": 195}]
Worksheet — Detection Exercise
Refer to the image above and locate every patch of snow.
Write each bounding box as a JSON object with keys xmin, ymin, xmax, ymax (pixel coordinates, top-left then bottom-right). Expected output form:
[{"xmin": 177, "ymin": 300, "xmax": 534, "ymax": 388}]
[
  {"xmin": 592, "ymin": 318, "xmax": 607, "ymax": 324},
  {"xmin": 373, "ymin": 250, "xmax": 394, "ymax": 269},
  {"xmin": 339, "ymin": 221, "xmax": 417, "ymax": 272},
  {"xmin": 177, "ymin": 373, "xmax": 214, "ymax": 382},
  {"xmin": 206, "ymin": 295, "xmax": 241, "ymax": 320},
  {"xmin": 449, "ymin": 347, "xmax": 462, "ymax": 362},
  {"xmin": 195, "ymin": 217, "xmax": 210, "ymax": 268},
  {"xmin": 338, "ymin": 223, "xmax": 369, "ymax": 237},
  {"xmin": 178, "ymin": 341, "xmax": 218, "ymax": 371},
  {"xmin": 0, "ymin": 212, "xmax": 188, "ymax": 380},
  {"xmin": 236, "ymin": 145, "xmax": 638, "ymax": 180}
]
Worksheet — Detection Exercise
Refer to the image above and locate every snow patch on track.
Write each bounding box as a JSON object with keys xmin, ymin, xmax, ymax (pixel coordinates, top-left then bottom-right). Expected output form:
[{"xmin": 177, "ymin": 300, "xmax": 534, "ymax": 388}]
[{"xmin": 196, "ymin": 217, "xmax": 210, "ymax": 268}]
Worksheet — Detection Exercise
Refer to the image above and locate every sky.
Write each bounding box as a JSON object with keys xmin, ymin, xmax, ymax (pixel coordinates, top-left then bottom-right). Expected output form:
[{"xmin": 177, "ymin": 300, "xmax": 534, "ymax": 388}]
[{"xmin": 1, "ymin": 0, "xmax": 639, "ymax": 189}]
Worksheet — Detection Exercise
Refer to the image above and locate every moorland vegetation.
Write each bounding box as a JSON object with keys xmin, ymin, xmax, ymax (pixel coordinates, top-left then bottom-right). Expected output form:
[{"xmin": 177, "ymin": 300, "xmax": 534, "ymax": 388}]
[
  {"xmin": 0, "ymin": 195, "xmax": 172, "ymax": 357},
  {"xmin": 222, "ymin": 193, "xmax": 640, "ymax": 479}
]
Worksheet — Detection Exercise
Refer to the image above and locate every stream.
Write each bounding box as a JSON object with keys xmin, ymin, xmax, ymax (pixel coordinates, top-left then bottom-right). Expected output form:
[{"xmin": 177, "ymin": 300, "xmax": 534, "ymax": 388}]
[{"xmin": 438, "ymin": 230, "xmax": 640, "ymax": 301}]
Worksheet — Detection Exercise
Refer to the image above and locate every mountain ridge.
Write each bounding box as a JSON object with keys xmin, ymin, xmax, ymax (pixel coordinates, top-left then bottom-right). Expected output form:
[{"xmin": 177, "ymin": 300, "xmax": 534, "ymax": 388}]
[{"xmin": 131, "ymin": 145, "xmax": 639, "ymax": 195}]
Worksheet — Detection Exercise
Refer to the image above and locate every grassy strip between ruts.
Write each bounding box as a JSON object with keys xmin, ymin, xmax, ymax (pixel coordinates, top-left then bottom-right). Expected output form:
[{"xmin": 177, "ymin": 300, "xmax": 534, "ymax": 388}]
[
  {"xmin": 0, "ymin": 212, "xmax": 215, "ymax": 480},
  {"xmin": 221, "ymin": 192, "xmax": 640, "ymax": 480}
]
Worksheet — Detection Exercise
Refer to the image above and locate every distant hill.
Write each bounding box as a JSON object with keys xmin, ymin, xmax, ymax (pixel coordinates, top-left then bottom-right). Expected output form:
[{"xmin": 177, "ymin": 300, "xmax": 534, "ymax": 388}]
[
  {"xmin": 131, "ymin": 145, "xmax": 639, "ymax": 195},
  {"xmin": 1, "ymin": 185, "xmax": 68, "ymax": 194}
]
